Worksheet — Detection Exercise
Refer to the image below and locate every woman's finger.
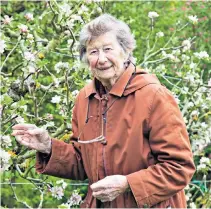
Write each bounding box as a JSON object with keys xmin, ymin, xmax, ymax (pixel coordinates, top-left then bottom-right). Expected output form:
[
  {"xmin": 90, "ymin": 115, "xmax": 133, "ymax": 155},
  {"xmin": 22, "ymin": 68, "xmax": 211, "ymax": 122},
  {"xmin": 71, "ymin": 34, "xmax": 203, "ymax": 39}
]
[
  {"xmin": 15, "ymin": 136, "xmax": 32, "ymax": 148},
  {"xmin": 27, "ymin": 128, "xmax": 44, "ymax": 136},
  {"xmin": 11, "ymin": 130, "xmax": 27, "ymax": 136},
  {"xmin": 12, "ymin": 124, "xmax": 36, "ymax": 131}
]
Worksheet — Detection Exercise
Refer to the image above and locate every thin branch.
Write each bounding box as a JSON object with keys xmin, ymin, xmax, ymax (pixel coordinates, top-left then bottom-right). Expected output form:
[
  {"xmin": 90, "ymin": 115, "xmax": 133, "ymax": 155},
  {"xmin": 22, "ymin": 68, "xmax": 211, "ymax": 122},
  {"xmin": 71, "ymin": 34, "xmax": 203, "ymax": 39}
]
[
  {"xmin": 160, "ymin": 74, "xmax": 183, "ymax": 90},
  {"xmin": 37, "ymin": 83, "xmax": 54, "ymax": 106},
  {"xmin": 2, "ymin": 122, "xmax": 16, "ymax": 135},
  {"xmin": 0, "ymin": 36, "xmax": 21, "ymax": 71},
  {"xmin": 16, "ymin": 150, "xmax": 36, "ymax": 164},
  {"xmin": 2, "ymin": 115, "xmax": 18, "ymax": 126},
  {"xmin": 189, "ymin": 183, "xmax": 204, "ymax": 195},
  {"xmin": 52, "ymin": 123, "xmax": 71, "ymax": 138},
  {"xmin": 10, "ymin": 181, "xmax": 33, "ymax": 209},
  {"xmin": 37, "ymin": 190, "xmax": 44, "ymax": 209}
]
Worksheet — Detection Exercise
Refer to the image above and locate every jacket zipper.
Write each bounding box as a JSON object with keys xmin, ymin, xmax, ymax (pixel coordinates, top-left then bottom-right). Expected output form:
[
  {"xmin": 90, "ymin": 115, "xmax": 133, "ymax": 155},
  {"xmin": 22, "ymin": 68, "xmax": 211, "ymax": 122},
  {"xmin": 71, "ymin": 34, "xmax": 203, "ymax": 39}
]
[
  {"xmin": 102, "ymin": 95, "xmax": 108, "ymax": 176},
  {"xmin": 102, "ymin": 95, "xmax": 110, "ymax": 208}
]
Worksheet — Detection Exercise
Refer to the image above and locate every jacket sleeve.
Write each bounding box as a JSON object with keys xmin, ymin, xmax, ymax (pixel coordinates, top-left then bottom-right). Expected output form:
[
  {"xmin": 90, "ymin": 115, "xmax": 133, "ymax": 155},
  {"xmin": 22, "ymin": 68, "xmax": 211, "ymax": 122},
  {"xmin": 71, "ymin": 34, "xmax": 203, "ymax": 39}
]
[
  {"xmin": 126, "ymin": 86, "xmax": 195, "ymax": 207},
  {"xmin": 35, "ymin": 97, "xmax": 87, "ymax": 180}
]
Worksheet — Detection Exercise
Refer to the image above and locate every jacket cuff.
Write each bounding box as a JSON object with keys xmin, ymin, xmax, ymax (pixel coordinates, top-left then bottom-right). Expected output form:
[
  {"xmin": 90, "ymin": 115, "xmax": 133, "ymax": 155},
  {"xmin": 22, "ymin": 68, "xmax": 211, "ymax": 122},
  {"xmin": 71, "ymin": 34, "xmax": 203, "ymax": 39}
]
[
  {"xmin": 126, "ymin": 171, "xmax": 151, "ymax": 208},
  {"xmin": 36, "ymin": 139, "xmax": 62, "ymax": 174}
]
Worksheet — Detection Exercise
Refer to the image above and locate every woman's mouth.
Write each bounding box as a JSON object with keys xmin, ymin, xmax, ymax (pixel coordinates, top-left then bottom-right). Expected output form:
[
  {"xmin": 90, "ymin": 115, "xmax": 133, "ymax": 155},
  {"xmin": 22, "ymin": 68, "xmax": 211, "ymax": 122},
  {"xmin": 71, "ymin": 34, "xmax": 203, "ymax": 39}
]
[{"xmin": 99, "ymin": 66, "xmax": 113, "ymax": 71}]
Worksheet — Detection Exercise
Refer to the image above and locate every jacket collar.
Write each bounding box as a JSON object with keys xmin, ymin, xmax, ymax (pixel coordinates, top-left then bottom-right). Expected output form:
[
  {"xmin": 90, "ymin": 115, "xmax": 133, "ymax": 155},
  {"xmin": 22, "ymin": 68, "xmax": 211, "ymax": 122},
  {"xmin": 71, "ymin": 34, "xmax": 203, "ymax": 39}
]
[
  {"xmin": 84, "ymin": 63, "xmax": 160, "ymax": 98},
  {"xmin": 84, "ymin": 63, "xmax": 135, "ymax": 98}
]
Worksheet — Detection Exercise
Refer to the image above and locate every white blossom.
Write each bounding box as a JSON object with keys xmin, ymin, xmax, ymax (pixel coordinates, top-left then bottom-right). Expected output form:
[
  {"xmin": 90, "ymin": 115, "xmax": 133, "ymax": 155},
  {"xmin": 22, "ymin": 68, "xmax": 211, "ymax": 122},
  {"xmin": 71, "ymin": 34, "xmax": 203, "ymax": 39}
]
[
  {"xmin": 46, "ymin": 113, "xmax": 54, "ymax": 120},
  {"xmin": 0, "ymin": 148, "xmax": 11, "ymax": 172},
  {"xmin": 72, "ymin": 90, "xmax": 79, "ymax": 97},
  {"xmin": 54, "ymin": 62, "xmax": 70, "ymax": 73},
  {"xmin": 188, "ymin": 15, "xmax": 198, "ymax": 24},
  {"xmin": 161, "ymin": 51, "xmax": 179, "ymax": 62},
  {"xmin": 71, "ymin": 14, "xmax": 83, "ymax": 22},
  {"xmin": 208, "ymin": 78, "xmax": 211, "ymax": 87},
  {"xmin": 156, "ymin": 64, "xmax": 166, "ymax": 72},
  {"xmin": 60, "ymin": 4, "xmax": 72, "ymax": 16},
  {"xmin": 185, "ymin": 192, "xmax": 192, "ymax": 201},
  {"xmin": 181, "ymin": 54, "xmax": 190, "ymax": 61},
  {"xmin": 27, "ymin": 33, "xmax": 34, "ymax": 40},
  {"xmin": 187, "ymin": 102, "xmax": 194, "ymax": 108},
  {"xmin": 28, "ymin": 64, "xmax": 36, "ymax": 73},
  {"xmin": 183, "ymin": 117, "xmax": 188, "ymax": 124},
  {"xmin": 189, "ymin": 62, "xmax": 197, "ymax": 69},
  {"xmin": 51, "ymin": 95, "xmax": 61, "ymax": 104},
  {"xmin": 51, "ymin": 186, "xmax": 64, "ymax": 200},
  {"xmin": 79, "ymin": 5, "xmax": 88, "ymax": 15},
  {"xmin": 56, "ymin": 179, "xmax": 68, "ymax": 189},
  {"xmin": 156, "ymin": 31, "xmax": 164, "ymax": 38},
  {"xmin": 148, "ymin": 11, "xmax": 159, "ymax": 19},
  {"xmin": 190, "ymin": 202, "xmax": 197, "ymax": 209},
  {"xmin": 3, "ymin": 15, "xmax": 13, "ymax": 24},
  {"xmin": 163, "ymin": 53, "xmax": 180, "ymax": 63},
  {"xmin": 67, "ymin": 39, "xmax": 73, "ymax": 47},
  {"xmin": 0, "ymin": 135, "xmax": 12, "ymax": 148},
  {"xmin": 97, "ymin": 7, "xmax": 102, "ymax": 13},
  {"xmin": 173, "ymin": 94, "xmax": 180, "ymax": 104},
  {"xmin": 194, "ymin": 51, "xmax": 209, "ymax": 59},
  {"xmin": 68, "ymin": 190, "xmax": 82, "ymax": 206},
  {"xmin": 18, "ymin": 24, "xmax": 28, "ymax": 33},
  {"xmin": 0, "ymin": 40, "xmax": 6, "ymax": 54},
  {"xmin": 24, "ymin": 51, "xmax": 35, "ymax": 62},
  {"xmin": 191, "ymin": 110, "xmax": 199, "ymax": 116},
  {"xmin": 184, "ymin": 185, "xmax": 190, "ymax": 190},
  {"xmin": 24, "ymin": 13, "xmax": 34, "ymax": 21},
  {"xmin": 64, "ymin": 30, "xmax": 71, "ymax": 35},
  {"xmin": 197, "ymin": 163, "xmax": 206, "ymax": 171},
  {"xmin": 53, "ymin": 78, "xmax": 60, "ymax": 88},
  {"xmin": 66, "ymin": 20, "xmax": 74, "ymax": 29},
  {"xmin": 200, "ymin": 157, "xmax": 210, "ymax": 165},
  {"xmin": 201, "ymin": 122, "xmax": 208, "ymax": 129},
  {"xmin": 172, "ymin": 49, "xmax": 181, "ymax": 56},
  {"xmin": 185, "ymin": 72, "xmax": 195, "ymax": 83},
  {"xmin": 182, "ymin": 39, "xmax": 191, "ymax": 52},
  {"xmin": 181, "ymin": 87, "xmax": 189, "ymax": 94}
]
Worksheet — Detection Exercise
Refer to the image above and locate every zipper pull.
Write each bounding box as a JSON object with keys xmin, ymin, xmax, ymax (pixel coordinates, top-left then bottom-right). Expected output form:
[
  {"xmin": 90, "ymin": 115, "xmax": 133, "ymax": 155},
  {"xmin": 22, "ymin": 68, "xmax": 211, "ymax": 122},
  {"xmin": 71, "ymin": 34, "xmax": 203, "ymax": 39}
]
[{"xmin": 103, "ymin": 116, "xmax": 106, "ymax": 123}]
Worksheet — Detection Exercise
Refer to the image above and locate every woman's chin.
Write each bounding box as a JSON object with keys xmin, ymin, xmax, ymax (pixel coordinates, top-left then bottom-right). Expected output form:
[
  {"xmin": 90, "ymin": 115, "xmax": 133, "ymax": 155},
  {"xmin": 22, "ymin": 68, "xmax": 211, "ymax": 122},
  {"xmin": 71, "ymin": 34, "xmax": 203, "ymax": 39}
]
[{"xmin": 97, "ymin": 72, "xmax": 115, "ymax": 81}]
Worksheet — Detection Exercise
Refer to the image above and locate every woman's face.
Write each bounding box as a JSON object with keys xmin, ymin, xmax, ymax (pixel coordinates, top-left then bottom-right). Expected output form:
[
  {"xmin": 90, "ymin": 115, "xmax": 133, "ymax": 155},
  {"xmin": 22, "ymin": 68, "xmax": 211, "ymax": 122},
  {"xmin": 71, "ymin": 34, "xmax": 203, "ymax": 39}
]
[{"xmin": 86, "ymin": 32, "xmax": 128, "ymax": 86}]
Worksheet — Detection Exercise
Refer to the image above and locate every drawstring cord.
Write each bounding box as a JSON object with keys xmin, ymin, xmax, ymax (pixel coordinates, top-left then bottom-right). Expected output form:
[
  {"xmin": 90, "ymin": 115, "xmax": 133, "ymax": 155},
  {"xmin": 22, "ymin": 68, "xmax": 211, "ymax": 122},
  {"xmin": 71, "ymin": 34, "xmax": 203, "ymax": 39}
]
[
  {"xmin": 78, "ymin": 61, "xmax": 137, "ymax": 144},
  {"xmin": 86, "ymin": 61, "xmax": 137, "ymax": 123}
]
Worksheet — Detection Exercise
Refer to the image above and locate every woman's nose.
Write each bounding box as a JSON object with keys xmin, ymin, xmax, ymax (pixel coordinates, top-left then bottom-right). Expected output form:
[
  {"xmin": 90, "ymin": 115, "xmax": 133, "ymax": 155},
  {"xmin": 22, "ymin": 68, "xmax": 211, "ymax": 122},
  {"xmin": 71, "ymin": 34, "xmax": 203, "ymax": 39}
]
[{"xmin": 98, "ymin": 51, "xmax": 107, "ymax": 64}]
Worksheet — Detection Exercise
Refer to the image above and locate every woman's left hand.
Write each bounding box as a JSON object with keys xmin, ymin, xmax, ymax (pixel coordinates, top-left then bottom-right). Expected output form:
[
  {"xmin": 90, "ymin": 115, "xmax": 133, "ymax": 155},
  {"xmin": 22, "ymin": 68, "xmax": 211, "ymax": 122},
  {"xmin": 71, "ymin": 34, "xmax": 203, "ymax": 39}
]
[{"xmin": 90, "ymin": 175, "xmax": 129, "ymax": 202}]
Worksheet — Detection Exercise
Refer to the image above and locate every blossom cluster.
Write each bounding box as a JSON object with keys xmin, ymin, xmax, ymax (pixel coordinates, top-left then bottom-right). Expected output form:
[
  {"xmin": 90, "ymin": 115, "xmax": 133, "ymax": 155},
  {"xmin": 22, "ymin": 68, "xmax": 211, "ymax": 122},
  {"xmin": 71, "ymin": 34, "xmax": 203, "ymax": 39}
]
[
  {"xmin": 0, "ymin": 148, "xmax": 11, "ymax": 172},
  {"xmin": 54, "ymin": 62, "xmax": 70, "ymax": 73},
  {"xmin": 59, "ymin": 190, "xmax": 82, "ymax": 208},
  {"xmin": 0, "ymin": 135, "xmax": 12, "ymax": 148},
  {"xmin": 197, "ymin": 157, "xmax": 211, "ymax": 171}
]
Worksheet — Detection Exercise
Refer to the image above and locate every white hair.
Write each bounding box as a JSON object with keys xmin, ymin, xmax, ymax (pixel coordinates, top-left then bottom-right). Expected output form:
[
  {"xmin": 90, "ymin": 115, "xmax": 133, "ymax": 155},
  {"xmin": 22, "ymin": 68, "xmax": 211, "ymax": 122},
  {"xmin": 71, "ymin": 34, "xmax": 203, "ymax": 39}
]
[{"xmin": 79, "ymin": 14, "xmax": 136, "ymax": 63}]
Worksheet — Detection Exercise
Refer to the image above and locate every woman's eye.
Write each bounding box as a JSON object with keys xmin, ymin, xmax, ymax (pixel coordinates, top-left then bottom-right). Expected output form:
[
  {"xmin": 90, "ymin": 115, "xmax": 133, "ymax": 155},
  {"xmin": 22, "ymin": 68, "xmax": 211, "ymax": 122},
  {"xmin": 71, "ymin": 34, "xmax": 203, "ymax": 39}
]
[
  {"xmin": 105, "ymin": 47, "xmax": 112, "ymax": 51},
  {"xmin": 90, "ymin": 50, "xmax": 97, "ymax": 55}
]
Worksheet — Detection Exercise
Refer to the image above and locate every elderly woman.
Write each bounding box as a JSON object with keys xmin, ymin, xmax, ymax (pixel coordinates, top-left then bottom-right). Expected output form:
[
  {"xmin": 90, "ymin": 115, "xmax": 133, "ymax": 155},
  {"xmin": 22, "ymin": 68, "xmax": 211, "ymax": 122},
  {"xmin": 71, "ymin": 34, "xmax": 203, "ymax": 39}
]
[{"xmin": 12, "ymin": 14, "xmax": 195, "ymax": 208}]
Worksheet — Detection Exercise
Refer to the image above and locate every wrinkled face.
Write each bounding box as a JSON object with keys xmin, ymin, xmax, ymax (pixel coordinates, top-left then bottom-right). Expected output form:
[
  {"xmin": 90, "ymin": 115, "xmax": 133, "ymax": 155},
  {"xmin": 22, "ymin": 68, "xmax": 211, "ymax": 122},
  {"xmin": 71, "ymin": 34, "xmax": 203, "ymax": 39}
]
[{"xmin": 86, "ymin": 32, "xmax": 128, "ymax": 84}]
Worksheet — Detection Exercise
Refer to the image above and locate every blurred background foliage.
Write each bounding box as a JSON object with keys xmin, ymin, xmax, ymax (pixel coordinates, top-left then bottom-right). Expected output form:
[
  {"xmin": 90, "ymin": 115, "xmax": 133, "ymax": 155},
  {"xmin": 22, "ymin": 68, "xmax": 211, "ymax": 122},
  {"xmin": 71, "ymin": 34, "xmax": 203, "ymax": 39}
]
[{"xmin": 0, "ymin": 0, "xmax": 211, "ymax": 208}]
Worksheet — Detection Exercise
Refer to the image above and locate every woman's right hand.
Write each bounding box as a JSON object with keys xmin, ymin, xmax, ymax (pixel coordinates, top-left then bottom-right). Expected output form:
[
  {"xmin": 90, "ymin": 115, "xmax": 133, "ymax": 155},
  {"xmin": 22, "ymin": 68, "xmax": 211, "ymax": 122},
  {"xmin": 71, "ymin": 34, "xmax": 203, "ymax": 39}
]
[{"xmin": 12, "ymin": 124, "xmax": 52, "ymax": 154}]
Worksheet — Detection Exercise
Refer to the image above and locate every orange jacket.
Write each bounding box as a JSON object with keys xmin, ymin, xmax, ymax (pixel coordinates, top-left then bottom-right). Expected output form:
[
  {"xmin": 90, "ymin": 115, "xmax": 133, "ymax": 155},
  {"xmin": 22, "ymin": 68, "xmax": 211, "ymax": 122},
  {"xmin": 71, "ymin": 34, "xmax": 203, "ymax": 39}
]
[{"xmin": 36, "ymin": 63, "xmax": 195, "ymax": 208}]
